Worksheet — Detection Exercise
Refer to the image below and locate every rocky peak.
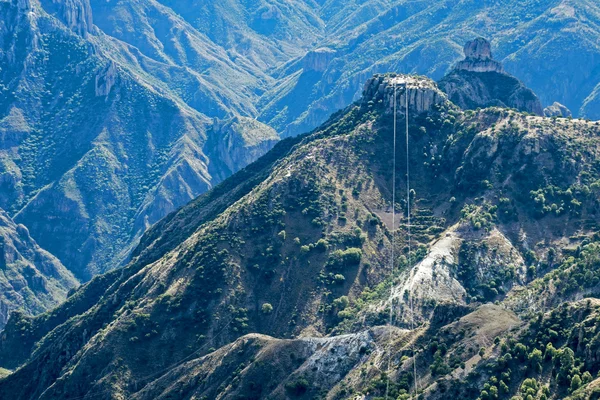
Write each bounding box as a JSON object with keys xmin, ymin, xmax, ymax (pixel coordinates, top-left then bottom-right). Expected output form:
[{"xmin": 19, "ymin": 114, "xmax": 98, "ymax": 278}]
[
  {"xmin": 302, "ymin": 48, "xmax": 336, "ymax": 73},
  {"xmin": 439, "ymin": 38, "xmax": 543, "ymax": 115},
  {"xmin": 362, "ymin": 74, "xmax": 449, "ymax": 115},
  {"xmin": 544, "ymin": 101, "xmax": 572, "ymax": 118},
  {"xmin": 464, "ymin": 37, "xmax": 493, "ymax": 60},
  {"xmin": 455, "ymin": 37, "xmax": 503, "ymax": 73}
]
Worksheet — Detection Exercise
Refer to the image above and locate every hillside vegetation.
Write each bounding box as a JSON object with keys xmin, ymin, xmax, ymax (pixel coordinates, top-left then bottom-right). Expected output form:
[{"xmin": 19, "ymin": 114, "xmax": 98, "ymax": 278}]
[{"xmin": 1, "ymin": 73, "xmax": 599, "ymax": 399}]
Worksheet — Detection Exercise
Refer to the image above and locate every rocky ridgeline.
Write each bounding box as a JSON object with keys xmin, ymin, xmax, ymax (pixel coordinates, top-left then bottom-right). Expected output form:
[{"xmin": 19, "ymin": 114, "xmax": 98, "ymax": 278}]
[{"xmin": 362, "ymin": 74, "xmax": 449, "ymax": 115}]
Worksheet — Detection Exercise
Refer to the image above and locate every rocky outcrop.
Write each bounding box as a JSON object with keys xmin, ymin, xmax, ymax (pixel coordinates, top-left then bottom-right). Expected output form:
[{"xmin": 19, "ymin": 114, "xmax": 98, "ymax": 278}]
[
  {"xmin": 362, "ymin": 74, "xmax": 449, "ymax": 115},
  {"xmin": 94, "ymin": 61, "xmax": 117, "ymax": 97},
  {"xmin": 0, "ymin": 209, "xmax": 78, "ymax": 329},
  {"xmin": 544, "ymin": 101, "xmax": 572, "ymax": 118},
  {"xmin": 302, "ymin": 48, "xmax": 336, "ymax": 72},
  {"xmin": 439, "ymin": 38, "xmax": 543, "ymax": 115},
  {"xmin": 454, "ymin": 38, "xmax": 504, "ymax": 73}
]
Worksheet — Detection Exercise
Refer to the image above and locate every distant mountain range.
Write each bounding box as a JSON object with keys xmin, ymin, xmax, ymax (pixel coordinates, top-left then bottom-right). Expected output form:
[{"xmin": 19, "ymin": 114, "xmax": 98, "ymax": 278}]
[{"xmin": 1, "ymin": 0, "xmax": 600, "ymax": 326}]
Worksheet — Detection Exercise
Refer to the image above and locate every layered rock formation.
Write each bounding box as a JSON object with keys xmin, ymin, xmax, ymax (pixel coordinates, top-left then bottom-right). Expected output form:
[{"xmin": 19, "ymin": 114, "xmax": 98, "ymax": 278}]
[
  {"xmin": 0, "ymin": 208, "xmax": 78, "ymax": 330},
  {"xmin": 454, "ymin": 38, "xmax": 504, "ymax": 73},
  {"xmin": 438, "ymin": 38, "xmax": 543, "ymax": 115}
]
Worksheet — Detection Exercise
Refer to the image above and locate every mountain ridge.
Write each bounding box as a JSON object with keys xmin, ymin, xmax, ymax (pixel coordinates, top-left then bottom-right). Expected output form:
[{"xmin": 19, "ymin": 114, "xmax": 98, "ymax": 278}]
[
  {"xmin": 1, "ymin": 72, "xmax": 599, "ymax": 399},
  {"xmin": 4, "ymin": 0, "xmax": 600, "ymax": 286}
]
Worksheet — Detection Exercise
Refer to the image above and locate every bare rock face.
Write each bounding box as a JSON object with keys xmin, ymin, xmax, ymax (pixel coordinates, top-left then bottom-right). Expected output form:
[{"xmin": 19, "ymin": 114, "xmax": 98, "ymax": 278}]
[
  {"xmin": 464, "ymin": 37, "xmax": 493, "ymax": 59},
  {"xmin": 455, "ymin": 38, "xmax": 504, "ymax": 73},
  {"xmin": 362, "ymin": 74, "xmax": 450, "ymax": 115},
  {"xmin": 302, "ymin": 48, "xmax": 336, "ymax": 73},
  {"xmin": 544, "ymin": 101, "xmax": 572, "ymax": 118},
  {"xmin": 439, "ymin": 38, "xmax": 543, "ymax": 115},
  {"xmin": 0, "ymin": 208, "xmax": 78, "ymax": 329},
  {"xmin": 40, "ymin": 0, "xmax": 94, "ymax": 37},
  {"xmin": 95, "ymin": 61, "xmax": 117, "ymax": 97}
]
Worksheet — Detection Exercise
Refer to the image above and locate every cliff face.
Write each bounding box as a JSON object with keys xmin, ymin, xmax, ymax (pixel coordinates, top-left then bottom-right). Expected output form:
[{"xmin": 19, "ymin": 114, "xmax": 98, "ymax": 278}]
[
  {"xmin": 207, "ymin": 116, "xmax": 280, "ymax": 182},
  {"xmin": 454, "ymin": 38, "xmax": 504, "ymax": 73},
  {"xmin": 302, "ymin": 48, "xmax": 337, "ymax": 72},
  {"xmin": 39, "ymin": 0, "xmax": 94, "ymax": 37},
  {"xmin": 0, "ymin": 209, "xmax": 78, "ymax": 330},
  {"xmin": 362, "ymin": 74, "xmax": 450, "ymax": 115},
  {"xmin": 438, "ymin": 38, "xmax": 544, "ymax": 116}
]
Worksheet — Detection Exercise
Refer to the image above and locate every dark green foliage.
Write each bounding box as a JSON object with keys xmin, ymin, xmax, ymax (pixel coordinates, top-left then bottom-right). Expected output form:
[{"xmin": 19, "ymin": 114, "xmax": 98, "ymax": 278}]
[
  {"xmin": 326, "ymin": 248, "xmax": 362, "ymax": 269},
  {"xmin": 285, "ymin": 378, "xmax": 309, "ymax": 396}
]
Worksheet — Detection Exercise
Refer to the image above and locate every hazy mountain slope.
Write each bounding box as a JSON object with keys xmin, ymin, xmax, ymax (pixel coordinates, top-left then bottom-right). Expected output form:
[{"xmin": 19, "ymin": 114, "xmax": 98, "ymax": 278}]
[
  {"xmin": 259, "ymin": 0, "xmax": 600, "ymax": 136},
  {"xmin": 153, "ymin": 0, "xmax": 323, "ymax": 68},
  {"xmin": 1, "ymin": 74, "xmax": 599, "ymax": 399},
  {"xmin": 0, "ymin": 0, "xmax": 280, "ymax": 280},
  {"xmin": 86, "ymin": 0, "xmax": 270, "ymax": 117},
  {"xmin": 499, "ymin": 0, "xmax": 600, "ymax": 119},
  {"xmin": 0, "ymin": 208, "xmax": 77, "ymax": 330}
]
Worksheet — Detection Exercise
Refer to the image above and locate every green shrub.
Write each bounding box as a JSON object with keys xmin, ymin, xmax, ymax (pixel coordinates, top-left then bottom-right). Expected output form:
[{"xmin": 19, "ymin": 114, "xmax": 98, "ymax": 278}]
[
  {"xmin": 326, "ymin": 248, "xmax": 362, "ymax": 269},
  {"xmin": 285, "ymin": 378, "xmax": 309, "ymax": 396},
  {"xmin": 261, "ymin": 303, "xmax": 273, "ymax": 314},
  {"xmin": 315, "ymin": 239, "xmax": 329, "ymax": 251}
]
